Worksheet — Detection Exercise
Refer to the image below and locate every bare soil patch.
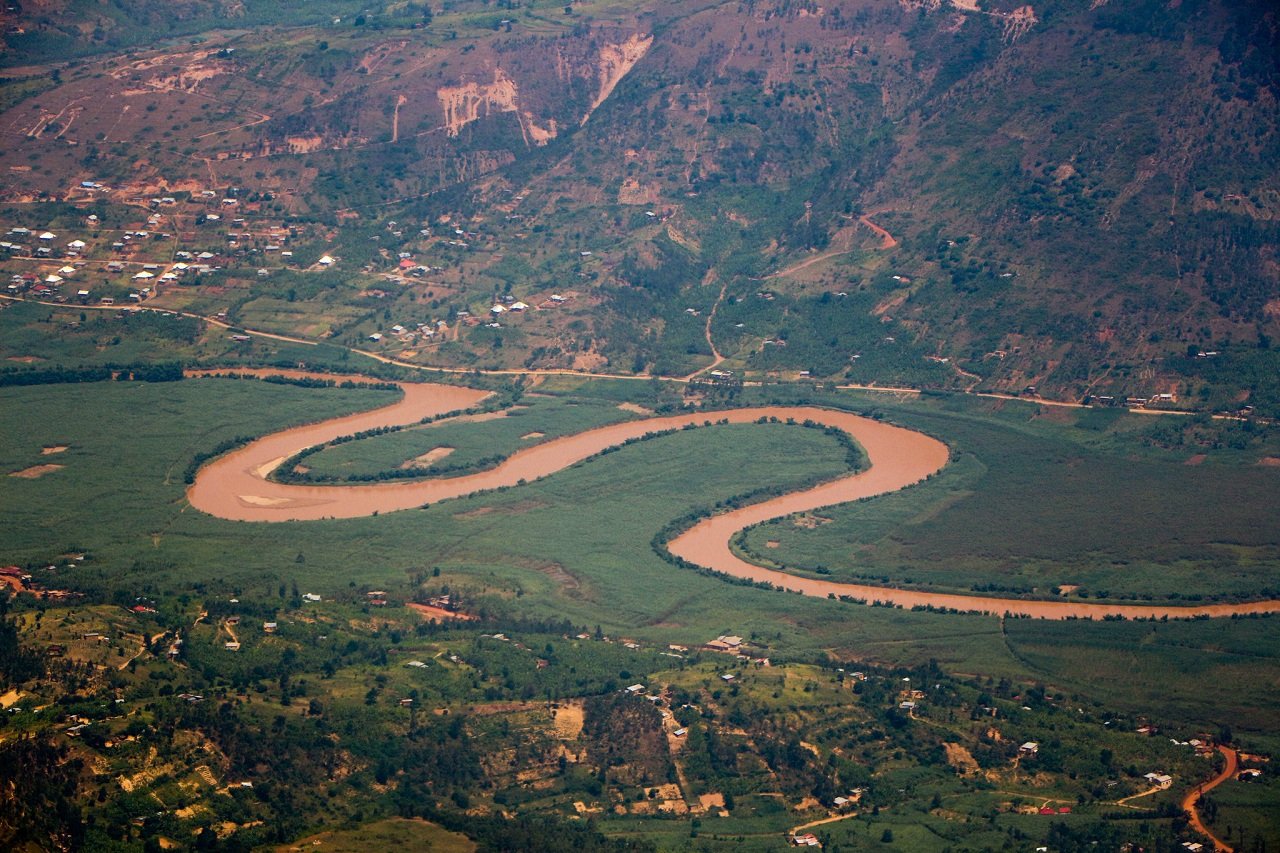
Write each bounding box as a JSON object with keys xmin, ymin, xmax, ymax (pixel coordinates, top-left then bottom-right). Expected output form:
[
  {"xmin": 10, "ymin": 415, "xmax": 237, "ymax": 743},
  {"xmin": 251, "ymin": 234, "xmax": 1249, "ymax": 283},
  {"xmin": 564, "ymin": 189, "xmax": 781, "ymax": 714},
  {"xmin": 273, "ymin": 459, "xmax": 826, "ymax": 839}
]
[
  {"xmin": 698, "ymin": 792, "xmax": 725, "ymax": 812},
  {"xmin": 552, "ymin": 701, "xmax": 585, "ymax": 739},
  {"xmin": 766, "ymin": 540, "xmax": 780, "ymax": 548},
  {"xmin": 41, "ymin": 445, "xmax": 69, "ymax": 455},
  {"xmin": 571, "ymin": 352, "xmax": 608, "ymax": 371},
  {"xmin": 9, "ymin": 463, "xmax": 63, "ymax": 479},
  {"xmin": 794, "ymin": 796, "xmax": 822, "ymax": 812},
  {"xmin": 1258, "ymin": 457, "xmax": 1280, "ymax": 467},
  {"xmin": 520, "ymin": 431, "xmax": 545, "ymax": 440},
  {"xmin": 617, "ymin": 402, "xmax": 653, "ymax": 415},
  {"xmin": 406, "ymin": 602, "xmax": 476, "ymax": 621},
  {"xmin": 401, "ymin": 446, "xmax": 455, "ymax": 468},
  {"xmin": 944, "ymin": 742, "xmax": 980, "ymax": 775},
  {"xmin": 238, "ymin": 495, "xmax": 294, "ymax": 507},
  {"xmin": 1184, "ymin": 454, "xmax": 1207, "ymax": 466}
]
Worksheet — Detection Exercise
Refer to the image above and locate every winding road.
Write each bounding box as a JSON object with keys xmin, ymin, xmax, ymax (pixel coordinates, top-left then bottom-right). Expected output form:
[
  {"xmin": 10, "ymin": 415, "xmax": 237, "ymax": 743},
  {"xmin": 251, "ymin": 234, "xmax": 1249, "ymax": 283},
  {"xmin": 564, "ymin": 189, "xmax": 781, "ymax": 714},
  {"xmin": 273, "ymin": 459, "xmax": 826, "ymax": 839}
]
[
  {"xmin": 184, "ymin": 373, "xmax": 1280, "ymax": 621},
  {"xmin": 1183, "ymin": 746, "xmax": 1238, "ymax": 852}
]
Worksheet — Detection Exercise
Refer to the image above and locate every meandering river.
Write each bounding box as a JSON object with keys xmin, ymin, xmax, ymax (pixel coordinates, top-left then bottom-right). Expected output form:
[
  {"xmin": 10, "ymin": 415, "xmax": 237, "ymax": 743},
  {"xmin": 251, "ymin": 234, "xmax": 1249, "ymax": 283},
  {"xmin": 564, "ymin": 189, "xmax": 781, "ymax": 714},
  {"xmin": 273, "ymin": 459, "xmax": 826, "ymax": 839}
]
[{"xmin": 187, "ymin": 373, "xmax": 1280, "ymax": 620}]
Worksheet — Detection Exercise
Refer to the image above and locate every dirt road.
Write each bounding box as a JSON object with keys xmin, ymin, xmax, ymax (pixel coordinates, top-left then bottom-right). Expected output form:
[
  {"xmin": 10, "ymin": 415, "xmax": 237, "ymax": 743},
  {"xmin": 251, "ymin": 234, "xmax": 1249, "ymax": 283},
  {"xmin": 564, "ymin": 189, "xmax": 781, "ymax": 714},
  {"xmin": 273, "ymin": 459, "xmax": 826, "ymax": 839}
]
[
  {"xmin": 685, "ymin": 273, "xmax": 728, "ymax": 380},
  {"xmin": 1183, "ymin": 746, "xmax": 1237, "ymax": 852},
  {"xmin": 858, "ymin": 213, "xmax": 898, "ymax": 249}
]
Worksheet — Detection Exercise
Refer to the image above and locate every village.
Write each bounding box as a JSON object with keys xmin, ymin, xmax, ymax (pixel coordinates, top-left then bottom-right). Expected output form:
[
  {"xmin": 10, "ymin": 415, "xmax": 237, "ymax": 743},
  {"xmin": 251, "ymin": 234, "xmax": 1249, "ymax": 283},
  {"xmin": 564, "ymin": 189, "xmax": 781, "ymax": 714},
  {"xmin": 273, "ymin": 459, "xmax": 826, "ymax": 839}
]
[
  {"xmin": 3, "ymin": 572, "xmax": 1263, "ymax": 852},
  {"xmin": 0, "ymin": 181, "xmax": 614, "ymax": 376}
]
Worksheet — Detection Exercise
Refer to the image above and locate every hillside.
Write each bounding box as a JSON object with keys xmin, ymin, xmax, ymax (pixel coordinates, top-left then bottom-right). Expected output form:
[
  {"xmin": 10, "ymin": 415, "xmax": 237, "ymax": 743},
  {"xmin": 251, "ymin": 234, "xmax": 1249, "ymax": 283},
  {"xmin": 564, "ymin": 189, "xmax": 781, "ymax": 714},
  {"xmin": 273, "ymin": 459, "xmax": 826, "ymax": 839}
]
[{"xmin": 0, "ymin": 0, "xmax": 1277, "ymax": 409}]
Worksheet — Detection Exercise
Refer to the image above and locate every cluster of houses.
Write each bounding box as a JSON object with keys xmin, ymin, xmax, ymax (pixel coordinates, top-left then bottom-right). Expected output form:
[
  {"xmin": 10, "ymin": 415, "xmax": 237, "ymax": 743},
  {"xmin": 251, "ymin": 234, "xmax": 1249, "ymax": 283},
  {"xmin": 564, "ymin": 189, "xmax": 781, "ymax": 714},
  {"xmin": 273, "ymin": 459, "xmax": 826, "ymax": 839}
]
[
  {"xmin": 1, "ymin": 565, "xmax": 78, "ymax": 602},
  {"xmin": 1085, "ymin": 392, "xmax": 1178, "ymax": 409},
  {"xmin": 2, "ymin": 224, "xmax": 224, "ymax": 304},
  {"xmin": 473, "ymin": 291, "xmax": 568, "ymax": 329},
  {"xmin": 368, "ymin": 318, "xmax": 451, "ymax": 345},
  {"xmin": 2, "ymin": 187, "xmax": 323, "ymax": 306}
]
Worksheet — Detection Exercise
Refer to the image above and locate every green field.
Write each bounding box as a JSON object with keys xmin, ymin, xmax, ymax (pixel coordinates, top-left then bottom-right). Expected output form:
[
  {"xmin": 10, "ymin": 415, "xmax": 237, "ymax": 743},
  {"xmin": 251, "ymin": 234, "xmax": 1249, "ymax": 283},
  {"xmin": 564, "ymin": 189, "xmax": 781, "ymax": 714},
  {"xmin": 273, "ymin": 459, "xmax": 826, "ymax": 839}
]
[
  {"xmin": 0, "ymin": 298, "xmax": 419, "ymax": 379},
  {"xmin": 1203, "ymin": 774, "xmax": 1280, "ymax": 852}
]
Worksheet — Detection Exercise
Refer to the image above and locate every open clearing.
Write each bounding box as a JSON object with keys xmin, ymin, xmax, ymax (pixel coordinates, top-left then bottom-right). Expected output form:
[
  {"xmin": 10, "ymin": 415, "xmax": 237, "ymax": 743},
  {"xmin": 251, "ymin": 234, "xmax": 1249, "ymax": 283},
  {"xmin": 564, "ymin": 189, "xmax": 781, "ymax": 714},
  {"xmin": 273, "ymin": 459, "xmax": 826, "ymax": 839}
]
[
  {"xmin": 402, "ymin": 446, "xmax": 456, "ymax": 468},
  {"xmin": 407, "ymin": 602, "xmax": 476, "ymax": 621}
]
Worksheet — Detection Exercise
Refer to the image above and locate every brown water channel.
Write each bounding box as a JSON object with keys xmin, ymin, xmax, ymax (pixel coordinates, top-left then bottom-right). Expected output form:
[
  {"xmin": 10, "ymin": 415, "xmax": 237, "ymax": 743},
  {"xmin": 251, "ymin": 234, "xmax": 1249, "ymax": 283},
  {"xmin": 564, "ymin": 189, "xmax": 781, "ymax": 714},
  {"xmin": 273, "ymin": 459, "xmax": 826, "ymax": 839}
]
[{"xmin": 187, "ymin": 374, "xmax": 1280, "ymax": 620}]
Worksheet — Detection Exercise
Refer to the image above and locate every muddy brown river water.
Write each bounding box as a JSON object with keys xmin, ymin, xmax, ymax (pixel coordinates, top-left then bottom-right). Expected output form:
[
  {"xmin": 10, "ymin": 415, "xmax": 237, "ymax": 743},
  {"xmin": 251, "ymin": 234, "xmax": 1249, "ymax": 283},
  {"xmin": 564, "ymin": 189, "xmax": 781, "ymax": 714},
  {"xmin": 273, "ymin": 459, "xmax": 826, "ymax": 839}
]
[{"xmin": 187, "ymin": 374, "xmax": 1280, "ymax": 620}]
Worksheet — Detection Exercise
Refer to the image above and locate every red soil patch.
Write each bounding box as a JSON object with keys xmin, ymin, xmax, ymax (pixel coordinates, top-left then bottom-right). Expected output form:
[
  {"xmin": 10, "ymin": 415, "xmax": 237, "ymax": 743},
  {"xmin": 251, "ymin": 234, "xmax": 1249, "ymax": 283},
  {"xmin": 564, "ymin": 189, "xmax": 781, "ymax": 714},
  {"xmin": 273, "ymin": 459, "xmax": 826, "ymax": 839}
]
[
  {"xmin": 9, "ymin": 463, "xmax": 63, "ymax": 479},
  {"xmin": 407, "ymin": 602, "xmax": 476, "ymax": 621}
]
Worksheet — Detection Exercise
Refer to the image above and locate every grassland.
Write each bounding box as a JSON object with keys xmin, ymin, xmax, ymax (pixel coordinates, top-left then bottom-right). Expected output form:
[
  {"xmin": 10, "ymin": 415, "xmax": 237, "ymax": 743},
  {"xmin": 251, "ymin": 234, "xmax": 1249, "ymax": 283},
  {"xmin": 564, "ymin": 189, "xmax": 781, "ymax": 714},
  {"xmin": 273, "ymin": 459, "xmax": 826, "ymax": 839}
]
[{"xmin": 1202, "ymin": 774, "xmax": 1280, "ymax": 852}]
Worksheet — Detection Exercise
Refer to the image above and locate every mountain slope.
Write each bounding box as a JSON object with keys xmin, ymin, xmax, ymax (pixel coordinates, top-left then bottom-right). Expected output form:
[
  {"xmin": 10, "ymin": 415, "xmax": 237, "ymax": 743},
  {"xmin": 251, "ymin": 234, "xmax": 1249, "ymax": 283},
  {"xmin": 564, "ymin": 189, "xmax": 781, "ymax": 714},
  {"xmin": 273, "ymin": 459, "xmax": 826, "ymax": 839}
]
[{"xmin": 0, "ymin": 0, "xmax": 1276, "ymax": 409}]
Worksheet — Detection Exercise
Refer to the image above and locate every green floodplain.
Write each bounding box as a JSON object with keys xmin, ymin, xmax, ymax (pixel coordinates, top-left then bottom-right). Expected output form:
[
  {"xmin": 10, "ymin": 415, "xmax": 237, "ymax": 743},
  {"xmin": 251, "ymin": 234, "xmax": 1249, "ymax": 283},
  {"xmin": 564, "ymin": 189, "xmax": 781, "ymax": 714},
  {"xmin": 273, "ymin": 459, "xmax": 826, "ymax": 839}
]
[{"xmin": 1, "ymin": 371, "xmax": 1278, "ymax": 850}]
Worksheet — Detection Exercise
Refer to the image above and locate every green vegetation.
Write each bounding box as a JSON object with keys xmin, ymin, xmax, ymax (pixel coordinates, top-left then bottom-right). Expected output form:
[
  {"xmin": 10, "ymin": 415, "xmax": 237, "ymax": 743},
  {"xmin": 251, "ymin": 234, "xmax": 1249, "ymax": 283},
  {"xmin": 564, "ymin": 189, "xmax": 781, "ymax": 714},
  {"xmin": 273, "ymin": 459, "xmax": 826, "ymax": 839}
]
[
  {"xmin": 1202, "ymin": 774, "xmax": 1280, "ymax": 853},
  {"xmin": 2, "ymin": 0, "xmax": 1273, "ymax": 406}
]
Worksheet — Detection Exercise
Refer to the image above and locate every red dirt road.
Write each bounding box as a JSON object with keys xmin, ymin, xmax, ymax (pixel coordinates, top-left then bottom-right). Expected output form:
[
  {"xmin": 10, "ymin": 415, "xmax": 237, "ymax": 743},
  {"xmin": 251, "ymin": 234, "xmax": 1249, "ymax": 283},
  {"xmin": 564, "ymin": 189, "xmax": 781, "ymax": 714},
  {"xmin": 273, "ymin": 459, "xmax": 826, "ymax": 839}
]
[
  {"xmin": 1183, "ymin": 746, "xmax": 1238, "ymax": 852},
  {"xmin": 858, "ymin": 213, "xmax": 898, "ymax": 249}
]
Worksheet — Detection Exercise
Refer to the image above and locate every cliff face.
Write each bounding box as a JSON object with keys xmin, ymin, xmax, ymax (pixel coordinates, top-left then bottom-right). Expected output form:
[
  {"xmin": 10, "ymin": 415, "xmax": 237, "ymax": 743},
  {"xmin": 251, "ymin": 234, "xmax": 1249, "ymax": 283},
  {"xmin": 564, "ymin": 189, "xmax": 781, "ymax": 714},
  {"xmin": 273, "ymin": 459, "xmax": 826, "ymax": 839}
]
[{"xmin": 434, "ymin": 33, "xmax": 651, "ymax": 144}]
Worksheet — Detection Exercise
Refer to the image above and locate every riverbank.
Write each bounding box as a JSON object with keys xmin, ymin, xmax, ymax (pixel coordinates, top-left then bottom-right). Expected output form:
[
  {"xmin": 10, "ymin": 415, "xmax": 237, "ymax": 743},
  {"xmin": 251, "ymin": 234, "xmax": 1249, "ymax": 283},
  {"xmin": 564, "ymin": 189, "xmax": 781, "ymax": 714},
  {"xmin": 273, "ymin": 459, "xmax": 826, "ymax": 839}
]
[{"xmin": 186, "ymin": 374, "xmax": 1280, "ymax": 620}]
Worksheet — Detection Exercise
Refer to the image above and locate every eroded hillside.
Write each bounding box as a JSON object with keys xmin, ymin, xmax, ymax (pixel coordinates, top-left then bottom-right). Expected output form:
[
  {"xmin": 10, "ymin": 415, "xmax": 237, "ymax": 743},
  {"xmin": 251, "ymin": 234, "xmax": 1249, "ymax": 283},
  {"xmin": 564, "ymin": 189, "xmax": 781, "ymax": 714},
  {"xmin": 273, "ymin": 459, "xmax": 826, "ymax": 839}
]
[{"xmin": 0, "ymin": 0, "xmax": 1276, "ymax": 409}]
